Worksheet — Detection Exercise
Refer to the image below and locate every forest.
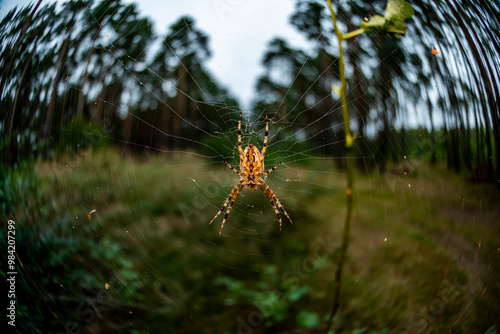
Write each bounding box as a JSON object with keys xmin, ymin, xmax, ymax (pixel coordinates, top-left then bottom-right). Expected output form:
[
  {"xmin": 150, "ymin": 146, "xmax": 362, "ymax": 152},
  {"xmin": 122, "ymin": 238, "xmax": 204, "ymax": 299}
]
[
  {"xmin": 1, "ymin": 0, "xmax": 498, "ymax": 179},
  {"xmin": 1, "ymin": 0, "xmax": 499, "ymax": 333}
]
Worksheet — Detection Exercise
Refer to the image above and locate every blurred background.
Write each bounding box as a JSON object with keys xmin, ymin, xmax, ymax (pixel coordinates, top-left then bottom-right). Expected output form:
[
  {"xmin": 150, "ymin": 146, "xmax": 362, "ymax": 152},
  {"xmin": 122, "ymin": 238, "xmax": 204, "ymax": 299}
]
[{"xmin": 1, "ymin": 0, "xmax": 499, "ymax": 333}]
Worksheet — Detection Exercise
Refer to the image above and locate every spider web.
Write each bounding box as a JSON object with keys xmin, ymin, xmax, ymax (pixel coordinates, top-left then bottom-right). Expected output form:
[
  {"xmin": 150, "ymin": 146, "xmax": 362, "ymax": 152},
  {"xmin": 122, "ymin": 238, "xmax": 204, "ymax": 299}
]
[{"xmin": 2, "ymin": 0, "xmax": 499, "ymax": 333}]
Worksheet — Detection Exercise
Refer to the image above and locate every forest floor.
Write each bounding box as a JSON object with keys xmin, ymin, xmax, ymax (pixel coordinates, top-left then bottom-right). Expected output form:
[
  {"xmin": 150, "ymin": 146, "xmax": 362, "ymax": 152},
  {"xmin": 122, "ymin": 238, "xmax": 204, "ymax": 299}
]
[{"xmin": 15, "ymin": 147, "xmax": 500, "ymax": 333}]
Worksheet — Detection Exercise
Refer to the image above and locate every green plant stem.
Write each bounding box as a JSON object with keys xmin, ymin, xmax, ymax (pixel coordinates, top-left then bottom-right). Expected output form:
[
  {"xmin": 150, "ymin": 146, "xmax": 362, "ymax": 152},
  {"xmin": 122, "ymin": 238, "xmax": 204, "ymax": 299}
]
[
  {"xmin": 324, "ymin": 1, "xmax": 355, "ymax": 332},
  {"xmin": 342, "ymin": 28, "xmax": 365, "ymax": 40},
  {"xmin": 327, "ymin": 1, "xmax": 351, "ymax": 144}
]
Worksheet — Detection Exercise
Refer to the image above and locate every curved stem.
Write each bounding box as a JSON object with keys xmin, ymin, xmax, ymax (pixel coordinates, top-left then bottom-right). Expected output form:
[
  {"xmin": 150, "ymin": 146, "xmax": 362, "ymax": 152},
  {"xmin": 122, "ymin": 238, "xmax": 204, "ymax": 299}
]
[
  {"xmin": 327, "ymin": 0, "xmax": 352, "ymax": 146},
  {"xmin": 342, "ymin": 28, "xmax": 365, "ymax": 40},
  {"xmin": 324, "ymin": 1, "xmax": 355, "ymax": 333}
]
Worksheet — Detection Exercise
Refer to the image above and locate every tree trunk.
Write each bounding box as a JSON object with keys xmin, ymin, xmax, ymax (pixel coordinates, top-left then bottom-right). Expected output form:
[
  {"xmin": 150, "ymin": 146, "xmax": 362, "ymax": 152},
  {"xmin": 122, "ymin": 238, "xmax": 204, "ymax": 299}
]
[
  {"xmin": 462, "ymin": 105, "xmax": 472, "ymax": 171},
  {"xmin": 378, "ymin": 62, "xmax": 392, "ymax": 172},
  {"xmin": 426, "ymin": 90, "xmax": 436, "ymax": 164},
  {"xmin": 90, "ymin": 66, "xmax": 112, "ymax": 124},
  {"xmin": 9, "ymin": 36, "xmax": 39, "ymax": 139},
  {"xmin": 122, "ymin": 109, "xmax": 132, "ymax": 149},
  {"xmin": 77, "ymin": 38, "xmax": 98, "ymax": 118},
  {"xmin": 349, "ymin": 39, "xmax": 370, "ymax": 170},
  {"xmin": 443, "ymin": 113, "xmax": 451, "ymax": 170},
  {"xmin": 444, "ymin": 0, "xmax": 500, "ymax": 184},
  {"xmin": 44, "ymin": 36, "xmax": 71, "ymax": 137},
  {"xmin": 76, "ymin": 48, "xmax": 94, "ymax": 118},
  {"xmin": 174, "ymin": 56, "xmax": 187, "ymax": 148},
  {"xmin": 155, "ymin": 101, "xmax": 170, "ymax": 149},
  {"xmin": 0, "ymin": 0, "xmax": 42, "ymax": 100}
]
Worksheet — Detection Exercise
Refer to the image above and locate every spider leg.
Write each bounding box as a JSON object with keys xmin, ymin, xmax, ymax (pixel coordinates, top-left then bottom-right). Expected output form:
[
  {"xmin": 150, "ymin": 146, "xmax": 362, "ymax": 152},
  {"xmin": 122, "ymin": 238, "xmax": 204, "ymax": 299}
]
[
  {"xmin": 218, "ymin": 183, "xmax": 244, "ymax": 236},
  {"xmin": 261, "ymin": 114, "xmax": 269, "ymax": 158},
  {"xmin": 238, "ymin": 112, "xmax": 243, "ymax": 160},
  {"xmin": 225, "ymin": 161, "xmax": 241, "ymax": 176},
  {"xmin": 259, "ymin": 183, "xmax": 293, "ymax": 231},
  {"xmin": 264, "ymin": 162, "xmax": 282, "ymax": 176},
  {"xmin": 210, "ymin": 180, "xmax": 245, "ymax": 236},
  {"xmin": 264, "ymin": 188, "xmax": 283, "ymax": 230},
  {"xmin": 209, "ymin": 180, "xmax": 242, "ymax": 225}
]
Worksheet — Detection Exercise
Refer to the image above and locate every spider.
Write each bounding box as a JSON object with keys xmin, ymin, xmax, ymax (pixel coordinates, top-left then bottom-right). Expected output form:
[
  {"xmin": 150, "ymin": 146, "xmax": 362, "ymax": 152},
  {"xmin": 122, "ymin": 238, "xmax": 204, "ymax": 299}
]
[{"xmin": 210, "ymin": 112, "xmax": 293, "ymax": 236}]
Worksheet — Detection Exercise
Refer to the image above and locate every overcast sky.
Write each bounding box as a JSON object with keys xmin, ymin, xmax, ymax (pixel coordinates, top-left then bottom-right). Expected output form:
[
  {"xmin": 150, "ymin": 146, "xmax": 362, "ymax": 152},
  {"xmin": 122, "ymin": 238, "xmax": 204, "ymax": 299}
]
[{"xmin": 0, "ymin": 0, "xmax": 312, "ymax": 109}]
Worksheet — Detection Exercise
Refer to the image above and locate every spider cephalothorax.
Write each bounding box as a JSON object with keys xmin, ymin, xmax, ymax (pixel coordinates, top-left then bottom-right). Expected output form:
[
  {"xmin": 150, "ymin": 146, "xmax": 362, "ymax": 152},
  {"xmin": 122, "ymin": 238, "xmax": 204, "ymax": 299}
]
[{"xmin": 210, "ymin": 113, "xmax": 293, "ymax": 236}]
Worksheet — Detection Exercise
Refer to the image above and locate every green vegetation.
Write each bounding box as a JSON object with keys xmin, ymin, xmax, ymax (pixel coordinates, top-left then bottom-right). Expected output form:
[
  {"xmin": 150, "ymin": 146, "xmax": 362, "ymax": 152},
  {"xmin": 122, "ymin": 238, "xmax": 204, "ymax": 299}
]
[
  {"xmin": 2, "ymin": 149, "xmax": 498, "ymax": 332},
  {"xmin": 1, "ymin": 0, "xmax": 500, "ymax": 332},
  {"xmin": 1, "ymin": 0, "xmax": 499, "ymax": 184}
]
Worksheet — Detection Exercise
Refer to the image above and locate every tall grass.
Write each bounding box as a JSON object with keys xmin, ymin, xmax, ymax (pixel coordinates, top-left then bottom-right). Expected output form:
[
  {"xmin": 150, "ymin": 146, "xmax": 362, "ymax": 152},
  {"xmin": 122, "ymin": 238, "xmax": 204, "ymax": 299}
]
[{"xmin": 2, "ymin": 147, "xmax": 499, "ymax": 332}]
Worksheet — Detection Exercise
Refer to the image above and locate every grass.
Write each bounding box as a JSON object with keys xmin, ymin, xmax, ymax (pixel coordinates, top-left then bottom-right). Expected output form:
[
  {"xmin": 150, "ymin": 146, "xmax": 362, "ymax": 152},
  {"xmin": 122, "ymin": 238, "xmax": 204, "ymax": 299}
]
[{"xmin": 7, "ymin": 147, "xmax": 500, "ymax": 333}]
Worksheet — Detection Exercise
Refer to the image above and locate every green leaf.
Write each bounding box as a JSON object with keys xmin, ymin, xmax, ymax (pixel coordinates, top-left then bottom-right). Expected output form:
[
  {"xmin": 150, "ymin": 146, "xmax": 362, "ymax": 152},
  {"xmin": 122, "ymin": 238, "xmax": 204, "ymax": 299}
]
[
  {"xmin": 296, "ymin": 310, "xmax": 320, "ymax": 328},
  {"xmin": 385, "ymin": 0, "xmax": 414, "ymax": 31},
  {"xmin": 359, "ymin": 14, "xmax": 386, "ymax": 30},
  {"xmin": 287, "ymin": 285, "xmax": 311, "ymax": 301},
  {"xmin": 357, "ymin": 0, "xmax": 414, "ymax": 37}
]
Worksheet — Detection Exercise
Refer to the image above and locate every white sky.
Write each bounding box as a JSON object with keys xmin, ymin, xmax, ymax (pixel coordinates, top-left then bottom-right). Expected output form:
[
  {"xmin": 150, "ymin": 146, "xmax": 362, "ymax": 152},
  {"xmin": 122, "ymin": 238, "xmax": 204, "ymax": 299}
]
[{"xmin": 0, "ymin": 0, "xmax": 312, "ymax": 109}]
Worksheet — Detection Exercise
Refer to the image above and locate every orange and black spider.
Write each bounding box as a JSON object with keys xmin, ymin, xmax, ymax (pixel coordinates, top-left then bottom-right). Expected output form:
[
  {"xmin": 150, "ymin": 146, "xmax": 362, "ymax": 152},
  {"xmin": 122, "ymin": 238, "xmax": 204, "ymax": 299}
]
[{"xmin": 210, "ymin": 112, "xmax": 293, "ymax": 236}]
